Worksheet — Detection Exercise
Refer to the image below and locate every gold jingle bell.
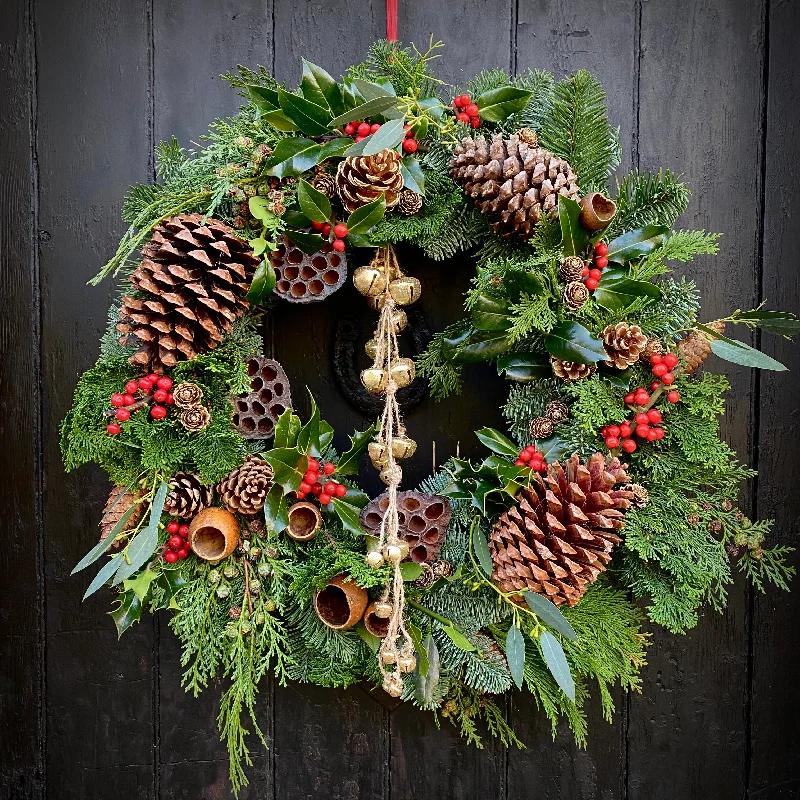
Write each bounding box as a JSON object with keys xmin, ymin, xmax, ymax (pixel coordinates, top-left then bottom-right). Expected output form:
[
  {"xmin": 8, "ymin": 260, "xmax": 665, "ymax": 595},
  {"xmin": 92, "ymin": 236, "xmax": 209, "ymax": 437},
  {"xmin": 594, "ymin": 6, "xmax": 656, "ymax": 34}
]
[
  {"xmin": 353, "ymin": 265, "xmax": 387, "ymax": 297},
  {"xmin": 379, "ymin": 463, "xmax": 403, "ymax": 485},
  {"xmin": 381, "ymin": 648, "xmax": 398, "ymax": 665},
  {"xmin": 389, "ymin": 276, "xmax": 422, "ymax": 306},
  {"xmin": 383, "ymin": 674, "xmax": 404, "ymax": 697},
  {"xmin": 390, "ymin": 358, "xmax": 416, "ymax": 388},
  {"xmin": 364, "ymin": 338, "xmax": 378, "ymax": 359},
  {"xmin": 368, "ymin": 441, "xmax": 390, "ymax": 466},
  {"xmin": 374, "ymin": 601, "xmax": 393, "ymax": 618},
  {"xmin": 398, "ymin": 655, "xmax": 417, "ymax": 673},
  {"xmin": 365, "ymin": 550, "xmax": 385, "ymax": 568},
  {"xmin": 390, "ymin": 308, "xmax": 407, "ymax": 333},
  {"xmin": 366, "ymin": 294, "xmax": 386, "ymax": 311},
  {"xmin": 361, "ymin": 368, "xmax": 387, "ymax": 394},
  {"xmin": 391, "ymin": 435, "xmax": 417, "ymax": 460}
]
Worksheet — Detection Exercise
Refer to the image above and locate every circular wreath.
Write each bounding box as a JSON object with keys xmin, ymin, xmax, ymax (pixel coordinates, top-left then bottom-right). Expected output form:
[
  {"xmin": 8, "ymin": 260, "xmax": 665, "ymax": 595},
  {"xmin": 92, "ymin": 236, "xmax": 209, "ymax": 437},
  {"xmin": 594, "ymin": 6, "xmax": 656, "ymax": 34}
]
[{"xmin": 62, "ymin": 40, "xmax": 796, "ymax": 794}]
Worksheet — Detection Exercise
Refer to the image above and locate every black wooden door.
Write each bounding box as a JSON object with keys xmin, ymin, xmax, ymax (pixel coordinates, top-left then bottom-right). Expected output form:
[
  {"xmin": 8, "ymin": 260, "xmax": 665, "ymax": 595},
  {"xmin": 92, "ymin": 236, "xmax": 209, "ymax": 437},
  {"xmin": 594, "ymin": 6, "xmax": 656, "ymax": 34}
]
[{"xmin": 2, "ymin": 1, "xmax": 799, "ymax": 798}]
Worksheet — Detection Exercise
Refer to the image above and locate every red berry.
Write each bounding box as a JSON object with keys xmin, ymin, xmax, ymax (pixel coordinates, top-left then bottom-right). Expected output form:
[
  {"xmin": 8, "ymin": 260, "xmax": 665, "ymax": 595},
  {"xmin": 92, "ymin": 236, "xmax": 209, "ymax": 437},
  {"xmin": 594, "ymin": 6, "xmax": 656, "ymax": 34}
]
[
  {"xmin": 125, "ymin": 381, "xmax": 139, "ymax": 395},
  {"xmin": 311, "ymin": 483, "xmax": 323, "ymax": 496},
  {"xmin": 634, "ymin": 390, "xmax": 650, "ymax": 402},
  {"xmin": 461, "ymin": 94, "xmax": 471, "ymax": 105},
  {"xmin": 619, "ymin": 423, "xmax": 632, "ymax": 438},
  {"xmin": 469, "ymin": 117, "xmax": 481, "ymax": 128},
  {"xmin": 624, "ymin": 392, "xmax": 636, "ymax": 404},
  {"xmin": 122, "ymin": 394, "xmax": 136, "ymax": 406},
  {"xmin": 518, "ymin": 450, "xmax": 532, "ymax": 462},
  {"xmin": 453, "ymin": 95, "xmax": 464, "ymax": 108},
  {"xmin": 333, "ymin": 224, "xmax": 348, "ymax": 238},
  {"xmin": 115, "ymin": 408, "xmax": 131, "ymax": 421},
  {"xmin": 645, "ymin": 428, "xmax": 658, "ymax": 441},
  {"xmin": 370, "ymin": 123, "xmax": 381, "ymax": 134},
  {"xmin": 652, "ymin": 363, "xmax": 668, "ymax": 377},
  {"xmin": 167, "ymin": 521, "xmax": 180, "ymax": 535},
  {"xmin": 310, "ymin": 220, "xmax": 324, "ymax": 230},
  {"xmin": 523, "ymin": 445, "xmax": 537, "ymax": 455},
  {"xmin": 404, "ymin": 124, "xmax": 412, "ymax": 136},
  {"xmin": 332, "ymin": 239, "xmax": 345, "ymax": 252},
  {"xmin": 299, "ymin": 481, "xmax": 312, "ymax": 494},
  {"xmin": 165, "ymin": 393, "xmax": 175, "ymax": 405},
  {"xmin": 667, "ymin": 390, "xmax": 681, "ymax": 403},
  {"xmin": 334, "ymin": 484, "xmax": 347, "ymax": 498},
  {"xmin": 321, "ymin": 223, "xmax": 331, "ymax": 237},
  {"xmin": 651, "ymin": 382, "xmax": 662, "ymax": 392},
  {"xmin": 605, "ymin": 436, "xmax": 620, "ymax": 449},
  {"xmin": 146, "ymin": 373, "xmax": 159, "ymax": 383},
  {"xmin": 514, "ymin": 459, "xmax": 526, "ymax": 466},
  {"xmin": 308, "ymin": 457, "xmax": 319, "ymax": 471},
  {"xmin": 179, "ymin": 524, "xmax": 190, "ymax": 537},
  {"xmin": 164, "ymin": 550, "xmax": 178, "ymax": 563},
  {"xmin": 107, "ymin": 423, "xmax": 121, "ymax": 435},
  {"xmin": 635, "ymin": 424, "xmax": 650, "ymax": 438},
  {"xmin": 150, "ymin": 405, "xmax": 167, "ymax": 420},
  {"xmin": 585, "ymin": 278, "xmax": 599, "ymax": 290},
  {"xmin": 354, "ymin": 135, "xmax": 365, "ymax": 143},
  {"xmin": 455, "ymin": 112, "xmax": 469, "ymax": 124},
  {"xmin": 169, "ymin": 535, "xmax": 183, "ymax": 549},
  {"xmin": 647, "ymin": 409, "xmax": 662, "ymax": 423},
  {"xmin": 324, "ymin": 482, "xmax": 338, "ymax": 495},
  {"xmin": 654, "ymin": 427, "xmax": 665, "ymax": 439},
  {"xmin": 608, "ymin": 425, "xmax": 621, "ymax": 438},
  {"xmin": 530, "ymin": 458, "xmax": 543, "ymax": 470},
  {"xmin": 157, "ymin": 377, "xmax": 173, "ymax": 391},
  {"xmin": 581, "ymin": 265, "xmax": 590, "ymax": 277},
  {"xmin": 402, "ymin": 138, "xmax": 418, "ymax": 153},
  {"xmin": 303, "ymin": 471, "xmax": 318, "ymax": 485},
  {"xmin": 465, "ymin": 103, "xmax": 479, "ymax": 116},
  {"xmin": 650, "ymin": 353, "xmax": 664, "ymax": 365},
  {"xmin": 138, "ymin": 378, "xmax": 152, "ymax": 393},
  {"xmin": 323, "ymin": 462, "xmax": 336, "ymax": 475},
  {"xmin": 319, "ymin": 492, "xmax": 332, "ymax": 505},
  {"xmin": 344, "ymin": 123, "xmax": 355, "ymax": 135},
  {"xmin": 661, "ymin": 372, "xmax": 675, "ymax": 385},
  {"xmin": 622, "ymin": 438, "xmax": 637, "ymax": 453},
  {"xmin": 663, "ymin": 353, "xmax": 679, "ymax": 369},
  {"xmin": 594, "ymin": 242, "xmax": 609, "ymax": 257},
  {"xmin": 176, "ymin": 548, "xmax": 189, "ymax": 560},
  {"xmin": 594, "ymin": 256, "xmax": 609, "ymax": 269},
  {"xmin": 296, "ymin": 491, "xmax": 308, "ymax": 500},
  {"xmin": 357, "ymin": 122, "xmax": 371, "ymax": 137},
  {"xmin": 351, "ymin": 121, "xmax": 361, "ymax": 128},
  {"xmin": 635, "ymin": 412, "xmax": 649, "ymax": 425},
  {"xmin": 153, "ymin": 389, "xmax": 168, "ymax": 403},
  {"xmin": 111, "ymin": 393, "xmax": 125, "ymax": 407},
  {"xmin": 589, "ymin": 268, "xmax": 602, "ymax": 281}
]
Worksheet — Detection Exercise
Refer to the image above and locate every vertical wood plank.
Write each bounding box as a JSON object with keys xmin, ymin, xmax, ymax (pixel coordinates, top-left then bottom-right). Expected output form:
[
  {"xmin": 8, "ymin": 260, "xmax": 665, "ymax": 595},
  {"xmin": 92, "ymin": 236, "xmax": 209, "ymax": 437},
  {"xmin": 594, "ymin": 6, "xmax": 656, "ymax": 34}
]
[
  {"xmin": 628, "ymin": 1, "xmax": 765, "ymax": 797},
  {"xmin": 0, "ymin": 0, "xmax": 43, "ymax": 797},
  {"xmin": 35, "ymin": 1, "xmax": 154, "ymax": 797},
  {"xmin": 748, "ymin": 0, "xmax": 800, "ymax": 796},
  {"xmin": 151, "ymin": 4, "xmax": 275, "ymax": 796}
]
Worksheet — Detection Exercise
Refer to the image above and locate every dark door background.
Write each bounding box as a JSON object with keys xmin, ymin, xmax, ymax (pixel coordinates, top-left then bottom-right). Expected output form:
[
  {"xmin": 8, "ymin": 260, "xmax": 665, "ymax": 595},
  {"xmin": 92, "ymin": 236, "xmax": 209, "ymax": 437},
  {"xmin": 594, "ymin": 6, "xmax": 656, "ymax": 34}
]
[{"xmin": 3, "ymin": 1, "xmax": 800, "ymax": 798}]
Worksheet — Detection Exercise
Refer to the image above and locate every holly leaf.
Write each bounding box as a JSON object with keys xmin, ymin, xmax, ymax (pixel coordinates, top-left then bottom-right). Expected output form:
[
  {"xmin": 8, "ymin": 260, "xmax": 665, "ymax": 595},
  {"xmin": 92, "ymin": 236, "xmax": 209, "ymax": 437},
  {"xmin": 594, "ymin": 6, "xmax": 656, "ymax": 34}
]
[
  {"xmin": 336, "ymin": 422, "xmax": 379, "ymax": 475},
  {"xmin": 361, "ymin": 118, "xmax": 407, "ymax": 156},
  {"xmin": 113, "ymin": 480, "xmax": 168, "ymax": 584},
  {"xmin": 329, "ymin": 96, "xmax": 402, "ymax": 128},
  {"xmin": 559, "ymin": 194, "xmax": 590, "ymax": 256},
  {"xmin": 109, "ymin": 590, "xmax": 143, "ymax": 638},
  {"xmin": 274, "ymin": 407, "xmax": 302, "ymax": 449},
  {"xmin": 155, "ymin": 566, "xmax": 188, "ymax": 605},
  {"xmin": 264, "ymin": 138, "xmax": 322, "ymax": 179},
  {"xmin": 710, "ymin": 339, "xmax": 788, "ymax": 371},
  {"xmin": 472, "ymin": 294, "xmax": 512, "ymax": 332},
  {"xmin": 471, "ymin": 523, "xmax": 493, "ymax": 577},
  {"xmin": 544, "ymin": 321, "xmax": 607, "ymax": 364},
  {"xmin": 475, "ymin": 427, "xmax": 519, "ymax": 458},
  {"xmin": 593, "ymin": 267, "xmax": 661, "ymax": 311},
  {"xmin": 300, "ymin": 58, "xmax": 344, "ymax": 114},
  {"xmin": 497, "ymin": 353, "xmax": 551, "ymax": 382},
  {"xmin": 476, "ymin": 86, "xmax": 533, "ymax": 122},
  {"xmin": 442, "ymin": 623, "xmax": 477, "ymax": 651},
  {"xmin": 506, "ymin": 624, "xmax": 525, "ymax": 689},
  {"xmin": 331, "ymin": 497, "xmax": 364, "ymax": 536},
  {"xmin": 297, "ymin": 179, "xmax": 332, "ymax": 223},
  {"xmin": 277, "ymin": 88, "xmax": 332, "ymax": 135},
  {"xmin": 400, "ymin": 157, "xmax": 425, "ymax": 195},
  {"xmin": 285, "ymin": 229, "xmax": 326, "ymax": 254},
  {"xmin": 539, "ymin": 630, "xmax": 575, "ymax": 701},
  {"xmin": 263, "ymin": 484, "xmax": 290, "ymax": 535},
  {"xmin": 123, "ymin": 568, "xmax": 157, "ymax": 603},
  {"xmin": 247, "ymin": 260, "xmax": 277, "ymax": 305},
  {"xmin": 346, "ymin": 196, "xmax": 386, "ymax": 234},
  {"xmin": 606, "ymin": 225, "xmax": 668, "ymax": 264},
  {"xmin": 263, "ymin": 448, "xmax": 308, "ymax": 493},
  {"xmin": 524, "ymin": 591, "xmax": 578, "ymax": 640},
  {"xmin": 297, "ymin": 391, "xmax": 325, "ymax": 456},
  {"xmin": 317, "ymin": 137, "xmax": 354, "ymax": 161},
  {"xmin": 535, "ymin": 434, "xmax": 573, "ymax": 461}
]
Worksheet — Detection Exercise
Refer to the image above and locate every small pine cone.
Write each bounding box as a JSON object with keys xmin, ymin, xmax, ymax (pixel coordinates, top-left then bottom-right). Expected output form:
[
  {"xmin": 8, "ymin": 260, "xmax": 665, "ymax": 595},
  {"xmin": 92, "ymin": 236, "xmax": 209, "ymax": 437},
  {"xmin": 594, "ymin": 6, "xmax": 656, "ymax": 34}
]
[
  {"xmin": 529, "ymin": 416, "xmax": 554, "ymax": 440},
  {"xmin": 173, "ymin": 382, "xmax": 203, "ymax": 408},
  {"xmin": 397, "ymin": 189, "xmax": 423, "ymax": 215},
  {"xmin": 516, "ymin": 128, "xmax": 539, "ymax": 147},
  {"xmin": 413, "ymin": 568, "xmax": 436, "ymax": 590},
  {"xmin": 164, "ymin": 473, "xmax": 213, "ymax": 518},
  {"xmin": 622, "ymin": 482, "xmax": 649, "ymax": 509},
  {"xmin": 721, "ymin": 498, "xmax": 734, "ymax": 512},
  {"xmin": 687, "ymin": 513, "xmax": 701, "ymax": 525},
  {"xmin": 312, "ymin": 170, "xmax": 336, "ymax": 199},
  {"xmin": 550, "ymin": 357, "xmax": 596, "ymax": 382},
  {"xmin": 602, "ymin": 322, "xmax": 649, "ymax": 369},
  {"xmin": 562, "ymin": 281, "xmax": 590, "ymax": 311},
  {"xmin": 558, "ymin": 256, "xmax": 585, "ymax": 283},
  {"xmin": 544, "ymin": 400, "xmax": 569, "ymax": 424},
  {"xmin": 677, "ymin": 321, "xmax": 726, "ymax": 374},
  {"xmin": 708, "ymin": 519, "xmax": 724, "ymax": 534},
  {"xmin": 229, "ymin": 606, "xmax": 242, "ymax": 620},
  {"xmin": 336, "ymin": 150, "xmax": 404, "ymax": 213},
  {"xmin": 180, "ymin": 405, "xmax": 211, "ymax": 432},
  {"xmin": 217, "ymin": 455, "xmax": 273, "ymax": 516},
  {"xmin": 639, "ymin": 337, "xmax": 663, "ymax": 362},
  {"xmin": 100, "ymin": 485, "xmax": 145, "ymax": 542},
  {"xmin": 432, "ymin": 559, "xmax": 454, "ymax": 578},
  {"xmin": 725, "ymin": 543, "xmax": 741, "ymax": 558}
]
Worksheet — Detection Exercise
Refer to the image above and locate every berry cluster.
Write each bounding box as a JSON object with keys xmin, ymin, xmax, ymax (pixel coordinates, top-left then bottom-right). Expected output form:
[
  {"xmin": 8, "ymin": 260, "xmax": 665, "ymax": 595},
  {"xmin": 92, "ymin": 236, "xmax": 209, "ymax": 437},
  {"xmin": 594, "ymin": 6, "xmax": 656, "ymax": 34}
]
[
  {"xmin": 107, "ymin": 374, "xmax": 174, "ymax": 435},
  {"xmin": 342, "ymin": 120, "xmax": 419, "ymax": 153},
  {"xmin": 310, "ymin": 220, "xmax": 349, "ymax": 252},
  {"xmin": 297, "ymin": 458, "xmax": 348, "ymax": 505},
  {"xmin": 623, "ymin": 382, "xmax": 681, "ymax": 409},
  {"xmin": 645, "ymin": 351, "xmax": 679, "ymax": 389},
  {"xmin": 163, "ymin": 520, "xmax": 192, "ymax": 563},
  {"xmin": 601, "ymin": 408, "xmax": 666, "ymax": 453},
  {"xmin": 582, "ymin": 241, "xmax": 609, "ymax": 292},
  {"xmin": 513, "ymin": 444, "xmax": 548, "ymax": 473},
  {"xmin": 452, "ymin": 94, "xmax": 481, "ymax": 128}
]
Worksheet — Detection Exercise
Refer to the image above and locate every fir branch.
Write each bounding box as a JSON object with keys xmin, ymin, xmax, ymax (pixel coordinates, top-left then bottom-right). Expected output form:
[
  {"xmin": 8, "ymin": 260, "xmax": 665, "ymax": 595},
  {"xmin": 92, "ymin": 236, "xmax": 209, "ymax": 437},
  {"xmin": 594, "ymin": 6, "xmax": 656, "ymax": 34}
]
[
  {"xmin": 415, "ymin": 320, "xmax": 470, "ymax": 400},
  {"xmin": 606, "ymin": 170, "xmax": 690, "ymax": 239},
  {"xmin": 633, "ymin": 230, "xmax": 721, "ymax": 280},
  {"xmin": 501, "ymin": 70, "xmax": 556, "ymax": 135}
]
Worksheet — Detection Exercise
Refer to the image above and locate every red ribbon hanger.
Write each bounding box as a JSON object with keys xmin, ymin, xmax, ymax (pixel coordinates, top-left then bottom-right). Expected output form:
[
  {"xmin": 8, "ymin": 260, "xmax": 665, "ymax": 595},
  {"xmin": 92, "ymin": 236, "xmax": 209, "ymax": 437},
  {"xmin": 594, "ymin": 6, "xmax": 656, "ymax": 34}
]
[{"xmin": 386, "ymin": 0, "xmax": 398, "ymax": 40}]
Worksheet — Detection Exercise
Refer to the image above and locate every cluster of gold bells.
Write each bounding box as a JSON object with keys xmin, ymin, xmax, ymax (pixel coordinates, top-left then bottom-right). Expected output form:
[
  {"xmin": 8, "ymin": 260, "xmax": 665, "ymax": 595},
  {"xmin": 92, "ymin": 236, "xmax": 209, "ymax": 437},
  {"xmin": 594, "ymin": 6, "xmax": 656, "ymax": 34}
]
[{"xmin": 352, "ymin": 244, "xmax": 421, "ymax": 696}]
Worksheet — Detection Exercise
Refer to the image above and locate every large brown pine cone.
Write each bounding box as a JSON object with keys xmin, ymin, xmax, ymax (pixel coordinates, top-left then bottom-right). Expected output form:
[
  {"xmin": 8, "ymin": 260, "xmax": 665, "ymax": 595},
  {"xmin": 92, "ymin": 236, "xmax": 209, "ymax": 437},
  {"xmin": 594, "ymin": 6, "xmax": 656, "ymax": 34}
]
[
  {"xmin": 489, "ymin": 453, "xmax": 634, "ymax": 607},
  {"xmin": 336, "ymin": 150, "xmax": 404, "ymax": 213},
  {"xmin": 217, "ymin": 455, "xmax": 273, "ymax": 516},
  {"xmin": 117, "ymin": 214, "xmax": 260, "ymax": 372},
  {"xmin": 449, "ymin": 132, "xmax": 580, "ymax": 240},
  {"xmin": 677, "ymin": 321, "xmax": 726, "ymax": 373},
  {"xmin": 602, "ymin": 322, "xmax": 649, "ymax": 369},
  {"xmin": 100, "ymin": 485, "xmax": 145, "ymax": 542},
  {"xmin": 164, "ymin": 473, "xmax": 213, "ymax": 519}
]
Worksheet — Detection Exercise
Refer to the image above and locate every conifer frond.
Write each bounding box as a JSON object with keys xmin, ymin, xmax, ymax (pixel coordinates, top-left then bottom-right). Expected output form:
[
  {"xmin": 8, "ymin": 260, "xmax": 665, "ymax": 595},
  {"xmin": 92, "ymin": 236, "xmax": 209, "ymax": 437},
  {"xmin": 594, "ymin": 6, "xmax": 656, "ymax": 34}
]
[{"xmin": 606, "ymin": 170, "xmax": 690, "ymax": 238}]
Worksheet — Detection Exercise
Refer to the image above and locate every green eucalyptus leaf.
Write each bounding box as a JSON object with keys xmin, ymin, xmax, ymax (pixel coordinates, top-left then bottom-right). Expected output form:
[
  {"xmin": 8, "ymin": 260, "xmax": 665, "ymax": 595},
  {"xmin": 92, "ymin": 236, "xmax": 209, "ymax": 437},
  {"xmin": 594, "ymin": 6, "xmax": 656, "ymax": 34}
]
[
  {"xmin": 442, "ymin": 624, "xmax": 476, "ymax": 652},
  {"xmin": 331, "ymin": 497, "xmax": 364, "ymax": 536},
  {"xmin": 113, "ymin": 480, "xmax": 168, "ymax": 584},
  {"xmin": 285, "ymin": 229, "xmax": 326, "ymax": 254},
  {"xmin": 506, "ymin": 625, "xmax": 525, "ymax": 689},
  {"xmin": 540, "ymin": 630, "xmax": 575, "ymax": 701},
  {"xmin": 406, "ymin": 622, "xmax": 429, "ymax": 678},
  {"xmin": 736, "ymin": 310, "xmax": 800, "ymax": 337},
  {"xmin": 264, "ymin": 138, "xmax": 322, "ymax": 178},
  {"xmin": 524, "ymin": 591, "xmax": 578, "ymax": 640},
  {"xmin": 710, "ymin": 339, "xmax": 788, "ymax": 371},
  {"xmin": 297, "ymin": 179, "xmax": 332, "ymax": 223},
  {"xmin": 72, "ymin": 502, "xmax": 140, "ymax": 574},
  {"xmin": 593, "ymin": 267, "xmax": 662, "ymax": 311},
  {"xmin": 400, "ymin": 157, "xmax": 426, "ymax": 195},
  {"xmin": 417, "ymin": 634, "xmax": 439, "ymax": 693},
  {"xmin": 559, "ymin": 194, "xmax": 590, "ymax": 257},
  {"xmin": 417, "ymin": 96, "xmax": 445, "ymax": 119},
  {"xmin": 346, "ymin": 196, "xmax": 386, "ymax": 234},
  {"xmin": 476, "ymin": 86, "xmax": 533, "ymax": 122},
  {"xmin": 361, "ymin": 118, "xmax": 407, "ymax": 156},
  {"xmin": 330, "ymin": 96, "xmax": 402, "ymax": 128},
  {"xmin": 475, "ymin": 427, "xmax": 519, "ymax": 457},
  {"xmin": 301, "ymin": 59, "xmax": 344, "ymax": 114},
  {"xmin": 606, "ymin": 225, "xmax": 668, "ymax": 264},
  {"xmin": 497, "ymin": 353, "xmax": 551, "ymax": 382},
  {"xmin": 263, "ymin": 484, "xmax": 290, "ymax": 535},
  {"xmin": 471, "ymin": 524, "xmax": 493, "ymax": 577},
  {"xmin": 336, "ymin": 423, "xmax": 379, "ymax": 475},
  {"xmin": 544, "ymin": 321, "xmax": 607, "ymax": 364},
  {"xmin": 247, "ymin": 260, "xmax": 276, "ymax": 305},
  {"xmin": 277, "ymin": 88, "xmax": 331, "ymax": 135},
  {"xmin": 109, "ymin": 590, "xmax": 143, "ymax": 638},
  {"xmin": 83, "ymin": 555, "xmax": 122, "ymax": 600}
]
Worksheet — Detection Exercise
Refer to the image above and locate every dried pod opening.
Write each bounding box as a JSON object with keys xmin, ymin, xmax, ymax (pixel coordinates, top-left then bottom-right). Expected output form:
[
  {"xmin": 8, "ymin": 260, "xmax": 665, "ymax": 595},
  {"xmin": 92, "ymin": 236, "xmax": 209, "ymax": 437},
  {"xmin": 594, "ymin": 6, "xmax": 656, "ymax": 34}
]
[
  {"xmin": 588, "ymin": 194, "xmax": 616, "ymax": 220},
  {"xmin": 287, "ymin": 503, "xmax": 320, "ymax": 541},
  {"xmin": 192, "ymin": 526, "xmax": 227, "ymax": 560},
  {"xmin": 364, "ymin": 609, "xmax": 389, "ymax": 637},
  {"xmin": 411, "ymin": 545, "xmax": 429, "ymax": 562},
  {"xmin": 315, "ymin": 585, "xmax": 351, "ymax": 627},
  {"xmin": 425, "ymin": 502, "xmax": 444, "ymax": 519}
]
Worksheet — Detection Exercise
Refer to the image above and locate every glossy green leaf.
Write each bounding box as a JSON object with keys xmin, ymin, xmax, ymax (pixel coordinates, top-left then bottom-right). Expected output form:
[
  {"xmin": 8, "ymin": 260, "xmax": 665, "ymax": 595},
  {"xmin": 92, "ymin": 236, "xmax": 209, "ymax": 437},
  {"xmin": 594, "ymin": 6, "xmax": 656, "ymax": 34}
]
[
  {"xmin": 400, "ymin": 157, "xmax": 425, "ymax": 195},
  {"xmin": 263, "ymin": 448, "xmax": 308, "ymax": 492},
  {"xmin": 340, "ymin": 488, "xmax": 370, "ymax": 509},
  {"xmin": 400, "ymin": 562, "xmax": 424, "ymax": 581},
  {"xmin": 446, "ymin": 327, "xmax": 512, "ymax": 363},
  {"xmin": 297, "ymin": 391, "xmax": 323, "ymax": 455},
  {"xmin": 246, "ymin": 260, "xmax": 276, "ymax": 305},
  {"xmin": 301, "ymin": 58, "xmax": 344, "ymax": 114},
  {"xmin": 337, "ymin": 422, "xmax": 379, "ymax": 475},
  {"xmin": 506, "ymin": 625, "xmax": 525, "ymax": 689},
  {"xmin": 442, "ymin": 624, "xmax": 476, "ymax": 652},
  {"xmin": 559, "ymin": 194, "xmax": 590, "ymax": 257},
  {"xmin": 283, "ymin": 208, "xmax": 311, "ymax": 229},
  {"xmin": 329, "ymin": 96, "xmax": 402, "ymax": 128},
  {"xmin": 331, "ymin": 497, "xmax": 364, "ymax": 536},
  {"xmin": 472, "ymin": 523, "xmax": 493, "ymax": 577},
  {"xmin": 535, "ymin": 434, "xmax": 573, "ymax": 461},
  {"xmin": 110, "ymin": 590, "xmax": 142, "ymax": 638},
  {"xmin": 497, "ymin": 353, "xmax": 551, "ymax": 382},
  {"xmin": 260, "ymin": 109, "xmax": 300, "ymax": 132},
  {"xmin": 285, "ymin": 229, "xmax": 326, "ymax": 254},
  {"xmin": 524, "ymin": 591, "xmax": 578, "ymax": 640},
  {"xmin": 710, "ymin": 339, "xmax": 788, "ymax": 371},
  {"xmin": 356, "ymin": 624, "xmax": 382, "ymax": 653},
  {"xmin": 249, "ymin": 238, "xmax": 268, "ymax": 257},
  {"xmin": 156, "ymin": 566, "xmax": 188, "ymax": 604},
  {"xmin": 346, "ymin": 195, "xmax": 386, "ymax": 234},
  {"xmin": 248, "ymin": 196, "xmax": 273, "ymax": 223},
  {"xmin": 540, "ymin": 630, "xmax": 575, "ymax": 701},
  {"xmin": 606, "ymin": 225, "xmax": 668, "ymax": 264},
  {"xmin": 247, "ymin": 84, "xmax": 280, "ymax": 109},
  {"xmin": 263, "ymin": 484, "xmax": 290, "ymax": 535},
  {"xmin": 472, "ymin": 294, "xmax": 512, "ymax": 331},
  {"xmin": 124, "ymin": 567, "xmax": 157, "ymax": 602},
  {"xmin": 113, "ymin": 480, "xmax": 168, "ymax": 584},
  {"xmin": 475, "ymin": 427, "xmax": 519, "ymax": 457},
  {"xmin": 277, "ymin": 88, "xmax": 331, "ymax": 135},
  {"xmin": 416, "ymin": 635, "xmax": 440, "ymax": 696},
  {"xmin": 476, "ymin": 86, "xmax": 534, "ymax": 122},
  {"xmin": 593, "ymin": 267, "xmax": 662, "ymax": 311},
  {"xmin": 297, "ymin": 179, "xmax": 332, "ymax": 223},
  {"xmin": 317, "ymin": 137, "xmax": 354, "ymax": 161},
  {"xmin": 361, "ymin": 118, "xmax": 407, "ymax": 156},
  {"xmin": 274, "ymin": 407, "xmax": 301, "ymax": 449},
  {"xmin": 417, "ymin": 96, "xmax": 445, "ymax": 119},
  {"xmin": 72, "ymin": 502, "xmax": 140, "ymax": 574},
  {"xmin": 83, "ymin": 555, "xmax": 122, "ymax": 600},
  {"xmin": 264, "ymin": 137, "xmax": 322, "ymax": 178},
  {"xmin": 544, "ymin": 321, "xmax": 608, "ymax": 364}
]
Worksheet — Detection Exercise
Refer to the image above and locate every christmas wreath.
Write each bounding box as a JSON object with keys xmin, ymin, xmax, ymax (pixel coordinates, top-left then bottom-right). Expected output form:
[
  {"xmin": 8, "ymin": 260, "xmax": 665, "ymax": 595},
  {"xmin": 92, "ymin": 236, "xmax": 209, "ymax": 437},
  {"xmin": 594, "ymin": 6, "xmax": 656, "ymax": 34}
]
[{"xmin": 62, "ymin": 40, "xmax": 797, "ymax": 793}]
